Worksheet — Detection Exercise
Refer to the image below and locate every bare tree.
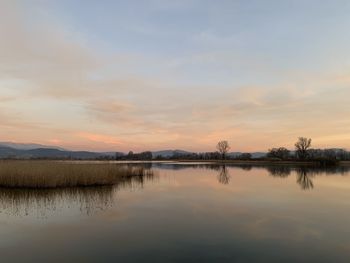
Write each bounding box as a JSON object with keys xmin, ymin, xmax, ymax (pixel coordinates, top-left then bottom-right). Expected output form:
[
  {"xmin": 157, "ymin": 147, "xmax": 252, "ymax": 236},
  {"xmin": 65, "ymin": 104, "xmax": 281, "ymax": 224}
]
[
  {"xmin": 216, "ymin": 140, "xmax": 230, "ymax": 160},
  {"xmin": 267, "ymin": 147, "xmax": 290, "ymax": 160},
  {"xmin": 295, "ymin": 137, "xmax": 312, "ymax": 160}
]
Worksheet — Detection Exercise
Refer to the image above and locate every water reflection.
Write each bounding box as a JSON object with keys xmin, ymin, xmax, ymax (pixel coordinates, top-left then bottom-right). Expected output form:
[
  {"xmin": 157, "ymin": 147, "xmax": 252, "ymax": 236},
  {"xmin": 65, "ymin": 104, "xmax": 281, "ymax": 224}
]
[
  {"xmin": 266, "ymin": 165, "xmax": 350, "ymax": 177},
  {"xmin": 266, "ymin": 165, "xmax": 350, "ymax": 190},
  {"xmin": 0, "ymin": 186, "xmax": 114, "ymax": 217},
  {"xmin": 0, "ymin": 164, "xmax": 156, "ymax": 217},
  {"xmin": 1, "ymin": 162, "xmax": 350, "ymax": 262},
  {"xmin": 250, "ymin": 165, "xmax": 350, "ymax": 190},
  {"xmin": 296, "ymin": 168, "xmax": 314, "ymax": 190},
  {"xmin": 267, "ymin": 166, "xmax": 291, "ymax": 177},
  {"xmin": 153, "ymin": 162, "xmax": 350, "ymax": 190},
  {"xmin": 1, "ymin": 162, "xmax": 349, "ymax": 217},
  {"xmin": 217, "ymin": 165, "xmax": 230, "ymax": 185}
]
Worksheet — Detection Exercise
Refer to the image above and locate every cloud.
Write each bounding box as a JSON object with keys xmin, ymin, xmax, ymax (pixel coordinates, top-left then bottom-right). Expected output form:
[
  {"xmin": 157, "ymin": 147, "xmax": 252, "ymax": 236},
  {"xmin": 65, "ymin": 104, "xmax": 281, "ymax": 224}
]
[
  {"xmin": 87, "ymin": 100, "xmax": 134, "ymax": 115},
  {"xmin": 1, "ymin": 1, "xmax": 350, "ymax": 151},
  {"xmin": 0, "ymin": 96, "xmax": 16, "ymax": 103},
  {"xmin": 77, "ymin": 132, "xmax": 123, "ymax": 146},
  {"xmin": 0, "ymin": 1, "xmax": 103, "ymax": 99},
  {"xmin": 0, "ymin": 106, "xmax": 43, "ymax": 130}
]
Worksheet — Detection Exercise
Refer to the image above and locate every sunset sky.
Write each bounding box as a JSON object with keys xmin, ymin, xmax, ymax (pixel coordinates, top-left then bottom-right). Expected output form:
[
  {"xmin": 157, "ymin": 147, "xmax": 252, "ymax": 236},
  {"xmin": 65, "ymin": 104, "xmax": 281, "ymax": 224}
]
[{"xmin": 1, "ymin": 0, "xmax": 350, "ymax": 152}]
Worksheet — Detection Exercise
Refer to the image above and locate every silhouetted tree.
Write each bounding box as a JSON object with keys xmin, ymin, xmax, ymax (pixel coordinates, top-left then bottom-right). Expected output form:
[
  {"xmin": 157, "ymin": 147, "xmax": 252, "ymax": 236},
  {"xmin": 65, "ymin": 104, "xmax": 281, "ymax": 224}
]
[
  {"xmin": 305, "ymin": 148, "xmax": 347, "ymax": 164},
  {"xmin": 324, "ymin": 149, "xmax": 337, "ymax": 160},
  {"xmin": 139, "ymin": 151, "xmax": 153, "ymax": 160},
  {"xmin": 267, "ymin": 147, "xmax": 290, "ymax": 160},
  {"xmin": 295, "ymin": 137, "xmax": 312, "ymax": 160},
  {"xmin": 307, "ymin": 149, "xmax": 323, "ymax": 160},
  {"xmin": 216, "ymin": 141, "xmax": 230, "ymax": 160}
]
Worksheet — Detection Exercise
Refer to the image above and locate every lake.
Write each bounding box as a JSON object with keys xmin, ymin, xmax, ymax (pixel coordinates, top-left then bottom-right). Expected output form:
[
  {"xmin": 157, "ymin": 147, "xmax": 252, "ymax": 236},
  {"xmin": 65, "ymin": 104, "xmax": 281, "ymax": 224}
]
[{"xmin": 0, "ymin": 162, "xmax": 350, "ymax": 262}]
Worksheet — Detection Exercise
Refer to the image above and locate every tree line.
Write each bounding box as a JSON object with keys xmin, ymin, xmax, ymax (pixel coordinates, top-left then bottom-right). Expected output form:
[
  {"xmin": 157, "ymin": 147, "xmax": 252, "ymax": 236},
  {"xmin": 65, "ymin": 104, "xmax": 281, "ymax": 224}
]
[
  {"xmin": 267, "ymin": 137, "xmax": 350, "ymax": 164},
  {"xmin": 115, "ymin": 138, "xmax": 350, "ymax": 164}
]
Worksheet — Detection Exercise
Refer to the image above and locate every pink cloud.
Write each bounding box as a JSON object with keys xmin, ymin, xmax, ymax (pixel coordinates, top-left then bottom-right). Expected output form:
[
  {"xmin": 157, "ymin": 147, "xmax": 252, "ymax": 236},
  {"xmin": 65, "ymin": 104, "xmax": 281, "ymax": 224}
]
[{"xmin": 77, "ymin": 132, "xmax": 122, "ymax": 146}]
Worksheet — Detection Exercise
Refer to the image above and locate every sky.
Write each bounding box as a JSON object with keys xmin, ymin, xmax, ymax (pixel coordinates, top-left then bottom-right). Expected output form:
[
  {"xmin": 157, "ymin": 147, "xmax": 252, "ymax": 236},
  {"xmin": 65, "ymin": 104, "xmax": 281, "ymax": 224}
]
[{"xmin": 0, "ymin": 0, "xmax": 350, "ymax": 152}]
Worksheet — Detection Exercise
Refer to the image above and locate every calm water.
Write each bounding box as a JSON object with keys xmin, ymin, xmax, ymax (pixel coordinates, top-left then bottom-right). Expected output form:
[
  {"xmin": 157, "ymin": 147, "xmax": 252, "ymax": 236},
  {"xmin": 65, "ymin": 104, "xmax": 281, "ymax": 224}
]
[{"xmin": 1, "ymin": 163, "xmax": 350, "ymax": 262}]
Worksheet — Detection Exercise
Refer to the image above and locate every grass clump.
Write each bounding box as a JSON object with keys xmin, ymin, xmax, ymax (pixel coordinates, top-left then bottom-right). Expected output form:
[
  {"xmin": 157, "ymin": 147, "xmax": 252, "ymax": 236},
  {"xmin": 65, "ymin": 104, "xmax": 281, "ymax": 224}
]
[{"xmin": 0, "ymin": 161, "xmax": 154, "ymax": 188}]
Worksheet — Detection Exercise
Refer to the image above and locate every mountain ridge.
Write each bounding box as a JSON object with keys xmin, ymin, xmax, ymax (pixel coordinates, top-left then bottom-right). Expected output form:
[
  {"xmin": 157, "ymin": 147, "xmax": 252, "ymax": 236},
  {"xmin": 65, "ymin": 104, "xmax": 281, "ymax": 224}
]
[
  {"xmin": 0, "ymin": 142, "xmax": 66, "ymax": 151},
  {"xmin": 0, "ymin": 142, "xmax": 267, "ymax": 159},
  {"xmin": 0, "ymin": 146, "xmax": 122, "ymax": 159}
]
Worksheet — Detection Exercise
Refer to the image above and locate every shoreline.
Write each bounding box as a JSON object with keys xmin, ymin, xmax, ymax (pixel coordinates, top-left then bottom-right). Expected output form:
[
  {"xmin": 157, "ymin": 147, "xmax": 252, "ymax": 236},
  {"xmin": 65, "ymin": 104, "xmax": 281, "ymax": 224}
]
[
  {"xmin": 1, "ymin": 159, "xmax": 350, "ymax": 166},
  {"xmin": 164, "ymin": 160, "xmax": 350, "ymax": 166}
]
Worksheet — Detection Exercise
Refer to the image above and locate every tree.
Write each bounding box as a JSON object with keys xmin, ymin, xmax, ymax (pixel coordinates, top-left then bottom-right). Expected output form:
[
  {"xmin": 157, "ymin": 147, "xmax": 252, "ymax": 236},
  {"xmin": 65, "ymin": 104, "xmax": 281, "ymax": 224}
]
[
  {"xmin": 295, "ymin": 137, "xmax": 312, "ymax": 160},
  {"xmin": 267, "ymin": 147, "xmax": 290, "ymax": 160},
  {"xmin": 216, "ymin": 141, "xmax": 230, "ymax": 160},
  {"xmin": 139, "ymin": 151, "xmax": 153, "ymax": 160},
  {"xmin": 125, "ymin": 151, "xmax": 135, "ymax": 160}
]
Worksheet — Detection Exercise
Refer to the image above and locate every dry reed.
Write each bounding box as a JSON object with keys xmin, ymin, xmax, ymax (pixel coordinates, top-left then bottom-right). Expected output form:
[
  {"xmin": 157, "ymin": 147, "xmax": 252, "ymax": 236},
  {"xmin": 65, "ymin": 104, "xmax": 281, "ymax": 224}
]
[{"xmin": 0, "ymin": 160, "xmax": 154, "ymax": 188}]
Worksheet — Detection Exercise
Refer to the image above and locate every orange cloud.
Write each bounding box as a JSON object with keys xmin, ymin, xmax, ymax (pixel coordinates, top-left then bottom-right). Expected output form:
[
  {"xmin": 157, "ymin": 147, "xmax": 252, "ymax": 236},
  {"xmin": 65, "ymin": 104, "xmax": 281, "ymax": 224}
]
[
  {"xmin": 1, "ymin": 1, "xmax": 350, "ymax": 152},
  {"xmin": 77, "ymin": 132, "xmax": 122, "ymax": 145}
]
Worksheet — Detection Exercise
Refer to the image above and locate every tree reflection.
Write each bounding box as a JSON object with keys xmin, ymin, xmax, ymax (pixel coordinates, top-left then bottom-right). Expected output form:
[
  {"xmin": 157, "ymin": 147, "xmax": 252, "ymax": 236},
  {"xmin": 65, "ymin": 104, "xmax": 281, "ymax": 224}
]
[
  {"xmin": 267, "ymin": 166, "xmax": 292, "ymax": 177},
  {"xmin": 266, "ymin": 166, "xmax": 316, "ymax": 190},
  {"xmin": 217, "ymin": 165, "xmax": 230, "ymax": 185},
  {"xmin": 296, "ymin": 168, "xmax": 314, "ymax": 190}
]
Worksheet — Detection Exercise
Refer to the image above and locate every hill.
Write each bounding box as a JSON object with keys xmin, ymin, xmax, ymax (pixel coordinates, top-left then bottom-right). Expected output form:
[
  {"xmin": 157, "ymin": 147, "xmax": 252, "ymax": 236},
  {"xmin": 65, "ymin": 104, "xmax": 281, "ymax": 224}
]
[
  {"xmin": 0, "ymin": 146, "xmax": 121, "ymax": 159},
  {"xmin": 0, "ymin": 142, "xmax": 66, "ymax": 151}
]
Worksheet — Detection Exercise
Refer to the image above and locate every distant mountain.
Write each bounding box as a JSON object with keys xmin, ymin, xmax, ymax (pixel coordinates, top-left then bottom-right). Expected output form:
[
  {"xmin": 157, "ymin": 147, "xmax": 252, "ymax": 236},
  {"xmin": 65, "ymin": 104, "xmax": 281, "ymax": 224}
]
[
  {"xmin": 0, "ymin": 146, "xmax": 21, "ymax": 158},
  {"xmin": 0, "ymin": 142, "xmax": 267, "ymax": 160},
  {"xmin": 0, "ymin": 146, "xmax": 122, "ymax": 159},
  {"xmin": 0, "ymin": 142, "xmax": 66, "ymax": 151},
  {"xmin": 251, "ymin": 152, "xmax": 267, "ymax": 158}
]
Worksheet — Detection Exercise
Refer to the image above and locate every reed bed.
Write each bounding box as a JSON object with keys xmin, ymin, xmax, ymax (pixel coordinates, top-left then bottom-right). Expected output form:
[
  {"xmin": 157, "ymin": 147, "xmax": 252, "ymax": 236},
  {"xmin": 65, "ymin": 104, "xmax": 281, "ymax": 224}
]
[
  {"xmin": 0, "ymin": 160, "xmax": 154, "ymax": 188},
  {"xmin": 0, "ymin": 186, "xmax": 115, "ymax": 216}
]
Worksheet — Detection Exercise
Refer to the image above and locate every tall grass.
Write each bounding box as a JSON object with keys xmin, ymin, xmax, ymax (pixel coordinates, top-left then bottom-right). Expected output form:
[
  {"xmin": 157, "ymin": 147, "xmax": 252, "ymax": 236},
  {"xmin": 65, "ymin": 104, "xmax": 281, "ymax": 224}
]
[
  {"xmin": 0, "ymin": 160, "xmax": 155, "ymax": 188},
  {"xmin": 0, "ymin": 186, "xmax": 115, "ymax": 216},
  {"xmin": 0, "ymin": 161, "xmax": 156, "ymax": 216}
]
